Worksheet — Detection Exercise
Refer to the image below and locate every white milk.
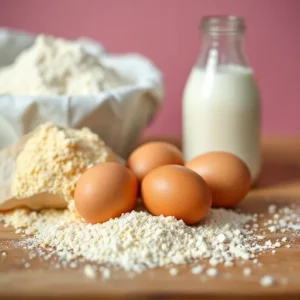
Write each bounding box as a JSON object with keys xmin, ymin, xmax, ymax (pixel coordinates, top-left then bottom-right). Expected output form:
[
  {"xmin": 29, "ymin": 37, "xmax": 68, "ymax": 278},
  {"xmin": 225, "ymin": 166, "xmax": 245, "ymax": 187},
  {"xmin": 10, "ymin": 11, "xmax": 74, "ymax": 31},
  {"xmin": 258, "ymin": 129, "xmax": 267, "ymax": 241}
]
[{"xmin": 182, "ymin": 65, "xmax": 261, "ymax": 182}]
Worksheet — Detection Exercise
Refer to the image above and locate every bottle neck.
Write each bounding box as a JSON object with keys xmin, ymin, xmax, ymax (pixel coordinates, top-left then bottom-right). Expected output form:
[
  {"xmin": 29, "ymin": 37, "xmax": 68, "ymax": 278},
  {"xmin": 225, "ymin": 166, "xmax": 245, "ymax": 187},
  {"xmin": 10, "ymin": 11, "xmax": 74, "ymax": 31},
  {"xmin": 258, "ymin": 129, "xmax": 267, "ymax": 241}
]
[{"xmin": 197, "ymin": 32, "xmax": 249, "ymax": 69}]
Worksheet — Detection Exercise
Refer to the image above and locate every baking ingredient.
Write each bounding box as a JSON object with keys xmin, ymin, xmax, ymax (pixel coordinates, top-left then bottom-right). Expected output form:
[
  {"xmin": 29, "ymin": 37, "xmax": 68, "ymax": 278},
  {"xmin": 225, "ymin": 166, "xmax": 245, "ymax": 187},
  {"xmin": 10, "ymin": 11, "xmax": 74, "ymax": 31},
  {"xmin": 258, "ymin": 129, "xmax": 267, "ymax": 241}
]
[
  {"xmin": 141, "ymin": 165, "xmax": 212, "ymax": 225},
  {"xmin": 0, "ymin": 208, "xmax": 251, "ymax": 272},
  {"xmin": 268, "ymin": 204, "xmax": 277, "ymax": 214},
  {"xmin": 185, "ymin": 152, "xmax": 251, "ymax": 208},
  {"xmin": 0, "ymin": 35, "xmax": 125, "ymax": 96},
  {"xmin": 191, "ymin": 265, "xmax": 204, "ymax": 274},
  {"xmin": 1, "ymin": 202, "xmax": 299, "ymax": 274},
  {"xmin": 127, "ymin": 142, "xmax": 184, "ymax": 182},
  {"xmin": 243, "ymin": 268, "xmax": 251, "ymax": 276},
  {"xmin": 0, "ymin": 122, "xmax": 118, "ymax": 211},
  {"xmin": 83, "ymin": 265, "xmax": 97, "ymax": 279},
  {"xmin": 74, "ymin": 162, "xmax": 138, "ymax": 223},
  {"xmin": 182, "ymin": 66, "xmax": 261, "ymax": 182},
  {"xmin": 206, "ymin": 268, "xmax": 218, "ymax": 277},
  {"xmin": 169, "ymin": 268, "xmax": 179, "ymax": 276},
  {"xmin": 101, "ymin": 268, "xmax": 111, "ymax": 280},
  {"xmin": 260, "ymin": 275, "xmax": 274, "ymax": 287}
]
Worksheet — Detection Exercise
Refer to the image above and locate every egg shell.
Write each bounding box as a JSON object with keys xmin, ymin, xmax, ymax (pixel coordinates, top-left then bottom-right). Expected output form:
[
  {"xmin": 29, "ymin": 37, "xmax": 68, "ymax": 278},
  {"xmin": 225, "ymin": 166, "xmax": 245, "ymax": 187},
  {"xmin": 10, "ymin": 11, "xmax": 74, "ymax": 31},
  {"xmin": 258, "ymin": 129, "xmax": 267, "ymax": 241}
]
[
  {"xmin": 141, "ymin": 165, "xmax": 212, "ymax": 225},
  {"xmin": 127, "ymin": 142, "xmax": 184, "ymax": 182},
  {"xmin": 185, "ymin": 152, "xmax": 251, "ymax": 208},
  {"xmin": 74, "ymin": 162, "xmax": 138, "ymax": 224}
]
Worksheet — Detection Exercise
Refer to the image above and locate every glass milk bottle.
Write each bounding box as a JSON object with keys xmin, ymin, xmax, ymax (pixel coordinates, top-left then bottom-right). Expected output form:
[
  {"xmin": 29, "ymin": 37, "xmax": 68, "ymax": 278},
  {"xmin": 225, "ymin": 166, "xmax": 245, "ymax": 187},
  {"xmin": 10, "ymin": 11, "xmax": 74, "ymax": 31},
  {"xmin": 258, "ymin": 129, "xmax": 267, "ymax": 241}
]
[{"xmin": 183, "ymin": 16, "xmax": 261, "ymax": 182}]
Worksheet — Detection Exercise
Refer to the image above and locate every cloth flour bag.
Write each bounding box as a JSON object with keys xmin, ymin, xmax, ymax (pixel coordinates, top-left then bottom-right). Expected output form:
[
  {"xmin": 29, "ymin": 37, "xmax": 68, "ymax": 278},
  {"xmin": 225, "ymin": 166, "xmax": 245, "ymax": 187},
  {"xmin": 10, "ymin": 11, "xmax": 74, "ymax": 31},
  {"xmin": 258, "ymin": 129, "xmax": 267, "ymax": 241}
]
[{"xmin": 0, "ymin": 28, "xmax": 164, "ymax": 158}]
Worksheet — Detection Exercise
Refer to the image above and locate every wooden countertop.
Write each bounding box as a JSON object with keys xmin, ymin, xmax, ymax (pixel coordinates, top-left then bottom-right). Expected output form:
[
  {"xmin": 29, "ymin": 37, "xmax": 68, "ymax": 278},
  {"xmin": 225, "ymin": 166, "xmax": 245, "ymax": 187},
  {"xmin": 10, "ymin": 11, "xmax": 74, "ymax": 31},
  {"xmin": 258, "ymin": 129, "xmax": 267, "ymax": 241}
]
[{"xmin": 0, "ymin": 137, "xmax": 300, "ymax": 300}]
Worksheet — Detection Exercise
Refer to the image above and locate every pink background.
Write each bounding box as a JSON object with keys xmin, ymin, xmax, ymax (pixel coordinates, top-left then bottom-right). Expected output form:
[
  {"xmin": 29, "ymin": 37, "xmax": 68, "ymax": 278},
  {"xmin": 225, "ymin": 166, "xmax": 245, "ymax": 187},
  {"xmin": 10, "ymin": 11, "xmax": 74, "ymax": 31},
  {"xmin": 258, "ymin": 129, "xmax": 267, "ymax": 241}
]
[{"xmin": 1, "ymin": 0, "xmax": 299, "ymax": 137}]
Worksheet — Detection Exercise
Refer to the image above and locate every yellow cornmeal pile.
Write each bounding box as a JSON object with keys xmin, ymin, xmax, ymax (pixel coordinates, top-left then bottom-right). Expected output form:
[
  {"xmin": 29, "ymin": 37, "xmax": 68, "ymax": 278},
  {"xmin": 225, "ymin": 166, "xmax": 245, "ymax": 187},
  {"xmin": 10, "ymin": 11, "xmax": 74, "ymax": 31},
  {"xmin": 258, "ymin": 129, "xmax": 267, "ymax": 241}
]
[{"xmin": 11, "ymin": 122, "xmax": 112, "ymax": 209}]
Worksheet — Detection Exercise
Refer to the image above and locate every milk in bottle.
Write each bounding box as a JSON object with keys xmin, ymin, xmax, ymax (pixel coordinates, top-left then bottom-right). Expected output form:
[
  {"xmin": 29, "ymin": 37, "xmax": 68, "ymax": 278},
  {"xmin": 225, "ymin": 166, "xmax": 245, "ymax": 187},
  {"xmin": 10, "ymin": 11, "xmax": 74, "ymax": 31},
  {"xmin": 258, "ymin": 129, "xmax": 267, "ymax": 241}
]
[{"xmin": 182, "ymin": 16, "xmax": 261, "ymax": 182}]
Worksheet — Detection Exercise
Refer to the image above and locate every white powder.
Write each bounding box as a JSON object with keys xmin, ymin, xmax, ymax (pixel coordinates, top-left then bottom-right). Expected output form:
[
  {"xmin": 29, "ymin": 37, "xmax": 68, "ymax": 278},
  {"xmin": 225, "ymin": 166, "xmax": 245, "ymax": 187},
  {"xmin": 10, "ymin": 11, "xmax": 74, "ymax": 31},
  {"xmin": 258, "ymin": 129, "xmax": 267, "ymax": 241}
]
[
  {"xmin": 243, "ymin": 268, "xmax": 251, "ymax": 276},
  {"xmin": 69, "ymin": 262, "xmax": 78, "ymax": 269},
  {"xmin": 191, "ymin": 265, "xmax": 204, "ymax": 275},
  {"xmin": 268, "ymin": 226, "xmax": 276, "ymax": 233},
  {"xmin": 169, "ymin": 268, "xmax": 179, "ymax": 276},
  {"xmin": 101, "ymin": 268, "xmax": 111, "ymax": 280},
  {"xmin": 0, "ymin": 202, "xmax": 299, "ymax": 274},
  {"xmin": 268, "ymin": 205, "xmax": 277, "ymax": 214},
  {"xmin": 0, "ymin": 35, "xmax": 125, "ymax": 96},
  {"xmin": 215, "ymin": 233, "xmax": 226, "ymax": 243},
  {"xmin": 206, "ymin": 268, "xmax": 218, "ymax": 277},
  {"xmin": 83, "ymin": 265, "xmax": 97, "ymax": 279},
  {"xmin": 260, "ymin": 275, "xmax": 274, "ymax": 287},
  {"xmin": 0, "ymin": 208, "xmax": 254, "ymax": 272}
]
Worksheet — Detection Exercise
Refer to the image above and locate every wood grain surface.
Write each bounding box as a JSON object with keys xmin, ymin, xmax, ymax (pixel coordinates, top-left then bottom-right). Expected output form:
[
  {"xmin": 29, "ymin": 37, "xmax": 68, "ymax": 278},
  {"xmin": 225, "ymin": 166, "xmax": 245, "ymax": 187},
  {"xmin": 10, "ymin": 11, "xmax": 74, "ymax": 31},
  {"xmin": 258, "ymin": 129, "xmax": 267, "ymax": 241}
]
[{"xmin": 0, "ymin": 137, "xmax": 300, "ymax": 300}]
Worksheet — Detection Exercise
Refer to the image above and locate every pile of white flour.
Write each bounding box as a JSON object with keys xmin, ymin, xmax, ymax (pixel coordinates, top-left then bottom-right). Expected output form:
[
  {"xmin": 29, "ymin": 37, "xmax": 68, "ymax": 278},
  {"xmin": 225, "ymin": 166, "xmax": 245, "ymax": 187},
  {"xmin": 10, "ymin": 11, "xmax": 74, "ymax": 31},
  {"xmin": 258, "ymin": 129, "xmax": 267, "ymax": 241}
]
[
  {"xmin": 0, "ymin": 35, "xmax": 125, "ymax": 95},
  {"xmin": 1, "ymin": 203, "xmax": 298, "ymax": 274}
]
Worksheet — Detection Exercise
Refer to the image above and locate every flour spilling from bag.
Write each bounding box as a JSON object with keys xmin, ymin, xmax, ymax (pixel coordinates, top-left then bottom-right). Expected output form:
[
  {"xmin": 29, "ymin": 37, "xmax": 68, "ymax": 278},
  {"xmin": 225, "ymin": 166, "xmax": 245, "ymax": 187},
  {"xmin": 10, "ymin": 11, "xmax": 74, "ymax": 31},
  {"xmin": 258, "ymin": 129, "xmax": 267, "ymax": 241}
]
[{"xmin": 0, "ymin": 30, "xmax": 163, "ymax": 156}]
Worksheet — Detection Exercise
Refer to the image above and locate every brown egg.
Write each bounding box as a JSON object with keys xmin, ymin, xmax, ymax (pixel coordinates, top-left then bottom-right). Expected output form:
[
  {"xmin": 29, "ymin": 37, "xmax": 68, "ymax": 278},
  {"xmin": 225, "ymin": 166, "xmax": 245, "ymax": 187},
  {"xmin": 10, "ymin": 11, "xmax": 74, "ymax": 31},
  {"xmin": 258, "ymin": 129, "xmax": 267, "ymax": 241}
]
[
  {"xmin": 127, "ymin": 142, "xmax": 184, "ymax": 182},
  {"xmin": 74, "ymin": 162, "xmax": 138, "ymax": 223},
  {"xmin": 141, "ymin": 165, "xmax": 212, "ymax": 225},
  {"xmin": 185, "ymin": 152, "xmax": 251, "ymax": 208}
]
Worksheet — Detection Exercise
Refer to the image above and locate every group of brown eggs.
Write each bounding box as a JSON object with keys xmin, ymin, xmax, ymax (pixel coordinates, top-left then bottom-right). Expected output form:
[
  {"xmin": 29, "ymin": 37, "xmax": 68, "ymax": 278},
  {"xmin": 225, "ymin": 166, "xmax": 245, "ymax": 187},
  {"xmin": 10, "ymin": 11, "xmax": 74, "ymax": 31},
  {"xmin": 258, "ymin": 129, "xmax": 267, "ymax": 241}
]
[{"xmin": 74, "ymin": 142, "xmax": 251, "ymax": 225}]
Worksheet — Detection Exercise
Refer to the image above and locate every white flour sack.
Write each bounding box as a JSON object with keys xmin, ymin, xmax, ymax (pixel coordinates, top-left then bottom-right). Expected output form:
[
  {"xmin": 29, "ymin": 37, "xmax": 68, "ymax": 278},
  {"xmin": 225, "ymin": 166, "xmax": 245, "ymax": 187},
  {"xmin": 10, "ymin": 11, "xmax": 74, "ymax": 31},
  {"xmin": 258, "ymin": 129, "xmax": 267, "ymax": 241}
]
[{"xmin": 0, "ymin": 28, "xmax": 164, "ymax": 157}]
